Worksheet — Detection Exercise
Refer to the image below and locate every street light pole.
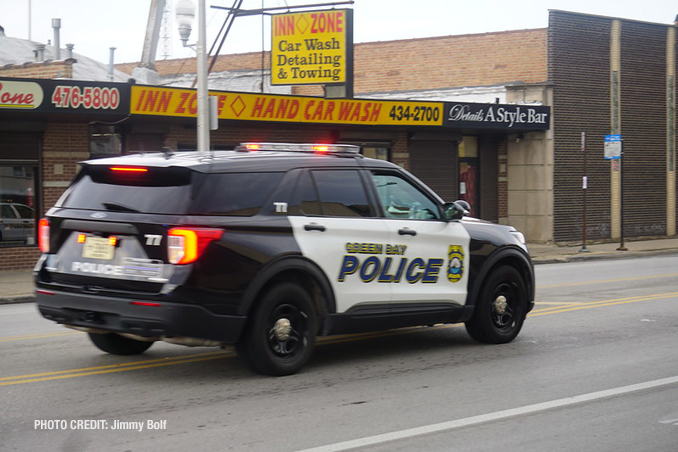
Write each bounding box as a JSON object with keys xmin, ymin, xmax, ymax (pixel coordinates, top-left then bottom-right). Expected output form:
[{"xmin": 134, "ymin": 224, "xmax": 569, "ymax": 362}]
[{"xmin": 196, "ymin": 0, "xmax": 210, "ymax": 154}]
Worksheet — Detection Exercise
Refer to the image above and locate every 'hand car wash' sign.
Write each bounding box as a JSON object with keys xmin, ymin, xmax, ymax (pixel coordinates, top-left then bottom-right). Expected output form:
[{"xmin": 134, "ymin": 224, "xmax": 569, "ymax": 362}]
[
  {"xmin": 271, "ymin": 9, "xmax": 352, "ymax": 86},
  {"xmin": 131, "ymin": 86, "xmax": 443, "ymax": 127}
]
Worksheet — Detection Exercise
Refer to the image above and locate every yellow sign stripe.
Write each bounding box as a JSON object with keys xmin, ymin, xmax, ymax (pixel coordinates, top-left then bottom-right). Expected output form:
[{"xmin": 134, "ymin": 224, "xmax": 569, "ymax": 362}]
[{"xmin": 130, "ymin": 86, "xmax": 444, "ymax": 126}]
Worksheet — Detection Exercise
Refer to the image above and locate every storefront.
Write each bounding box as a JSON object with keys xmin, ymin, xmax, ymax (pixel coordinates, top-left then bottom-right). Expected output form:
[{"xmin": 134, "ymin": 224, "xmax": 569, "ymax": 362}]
[{"xmin": 0, "ymin": 76, "xmax": 550, "ymax": 270}]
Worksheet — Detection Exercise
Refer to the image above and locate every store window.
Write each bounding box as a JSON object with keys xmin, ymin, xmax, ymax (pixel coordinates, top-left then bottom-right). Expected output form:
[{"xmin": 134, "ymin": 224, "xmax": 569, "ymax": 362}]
[
  {"xmin": 89, "ymin": 125, "xmax": 122, "ymax": 157},
  {"xmin": 0, "ymin": 165, "xmax": 37, "ymax": 246},
  {"xmin": 458, "ymin": 136, "xmax": 479, "ymax": 217},
  {"xmin": 361, "ymin": 146, "xmax": 390, "ymax": 161}
]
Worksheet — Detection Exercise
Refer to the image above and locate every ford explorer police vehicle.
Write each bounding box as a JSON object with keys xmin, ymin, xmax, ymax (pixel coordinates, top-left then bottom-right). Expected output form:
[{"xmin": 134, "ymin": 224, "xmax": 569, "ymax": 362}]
[{"xmin": 34, "ymin": 143, "xmax": 534, "ymax": 376}]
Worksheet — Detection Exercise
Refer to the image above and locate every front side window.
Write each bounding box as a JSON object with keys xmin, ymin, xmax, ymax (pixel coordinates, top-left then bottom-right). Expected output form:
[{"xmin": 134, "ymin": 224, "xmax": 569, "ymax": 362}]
[{"xmin": 372, "ymin": 173, "xmax": 441, "ymax": 220}]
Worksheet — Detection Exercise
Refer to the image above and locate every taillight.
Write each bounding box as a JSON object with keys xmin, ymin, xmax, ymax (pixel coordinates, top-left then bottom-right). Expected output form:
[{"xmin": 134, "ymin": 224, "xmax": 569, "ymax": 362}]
[
  {"xmin": 38, "ymin": 218, "xmax": 50, "ymax": 253},
  {"xmin": 167, "ymin": 228, "xmax": 223, "ymax": 264}
]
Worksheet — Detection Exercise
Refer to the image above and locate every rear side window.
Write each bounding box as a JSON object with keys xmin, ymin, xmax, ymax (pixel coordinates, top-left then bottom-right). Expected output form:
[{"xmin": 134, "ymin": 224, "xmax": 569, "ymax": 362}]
[
  {"xmin": 289, "ymin": 169, "xmax": 374, "ymax": 217},
  {"xmin": 190, "ymin": 172, "xmax": 283, "ymax": 216},
  {"xmin": 13, "ymin": 204, "xmax": 34, "ymax": 219},
  {"xmin": 1, "ymin": 204, "xmax": 17, "ymax": 219},
  {"xmin": 58, "ymin": 166, "xmax": 283, "ymax": 216}
]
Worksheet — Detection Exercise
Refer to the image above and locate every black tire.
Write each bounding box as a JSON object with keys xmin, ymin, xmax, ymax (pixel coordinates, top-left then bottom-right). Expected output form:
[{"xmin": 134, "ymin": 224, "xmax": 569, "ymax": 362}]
[
  {"xmin": 465, "ymin": 266, "xmax": 527, "ymax": 344},
  {"xmin": 237, "ymin": 283, "xmax": 317, "ymax": 376},
  {"xmin": 88, "ymin": 332, "xmax": 154, "ymax": 355}
]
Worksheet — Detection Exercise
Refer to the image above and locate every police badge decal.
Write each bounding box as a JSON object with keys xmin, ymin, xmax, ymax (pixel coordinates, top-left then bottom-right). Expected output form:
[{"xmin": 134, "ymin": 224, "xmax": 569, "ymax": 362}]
[{"xmin": 447, "ymin": 245, "xmax": 464, "ymax": 283}]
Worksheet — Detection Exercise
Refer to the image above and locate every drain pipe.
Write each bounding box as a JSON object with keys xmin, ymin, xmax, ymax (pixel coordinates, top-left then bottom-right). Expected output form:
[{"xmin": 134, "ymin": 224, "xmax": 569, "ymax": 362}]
[
  {"xmin": 52, "ymin": 18, "xmax": 61, "ymax": 59},
  {"xmin": 108, "ymin": 47, "xmax": 116, "ymax": 81}
]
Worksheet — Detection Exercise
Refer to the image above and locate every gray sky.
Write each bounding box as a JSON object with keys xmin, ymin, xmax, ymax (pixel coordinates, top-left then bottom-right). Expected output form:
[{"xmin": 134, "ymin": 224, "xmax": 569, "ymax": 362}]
[{"xmin": 0, "ymin": 0, "xmax": 675, "ymax": 65}]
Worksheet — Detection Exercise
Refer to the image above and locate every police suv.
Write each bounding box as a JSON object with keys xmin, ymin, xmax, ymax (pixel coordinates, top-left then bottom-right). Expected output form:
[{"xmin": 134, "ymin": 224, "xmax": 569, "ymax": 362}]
[{"xmin": 35, "ymin": 143, "xmax": 534, "ymax": 376}]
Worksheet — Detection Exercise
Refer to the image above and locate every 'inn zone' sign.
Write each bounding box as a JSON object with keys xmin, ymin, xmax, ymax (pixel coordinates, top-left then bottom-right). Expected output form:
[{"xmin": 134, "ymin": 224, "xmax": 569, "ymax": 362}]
[{"xmin": 271, "ymin": 9, "xmax": 352, "ymax": 86}]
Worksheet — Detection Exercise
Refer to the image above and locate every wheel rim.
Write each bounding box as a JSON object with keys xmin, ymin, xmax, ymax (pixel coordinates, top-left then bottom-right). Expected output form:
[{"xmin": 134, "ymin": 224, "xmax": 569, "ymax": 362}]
[
  {"xmin": 267, "ymin": 303, "xmax": 308, "ymax": 358},
  {"xmin": 491, "ymin": 282, "xmax": 517, "ymax": 331}
]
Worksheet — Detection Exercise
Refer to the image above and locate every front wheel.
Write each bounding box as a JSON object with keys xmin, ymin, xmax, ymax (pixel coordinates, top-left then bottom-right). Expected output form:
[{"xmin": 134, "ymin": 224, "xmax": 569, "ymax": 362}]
[
  {"xmin": 465, "ymin": 266, "xmax": 527, "ymax": 344},
  {"xmin": 237, "ymin": 283, "xmax": 317, "ymax": 376},
  {"xmin": 88, "ymin": 332, "xmax": 154, "ymax": 355}
]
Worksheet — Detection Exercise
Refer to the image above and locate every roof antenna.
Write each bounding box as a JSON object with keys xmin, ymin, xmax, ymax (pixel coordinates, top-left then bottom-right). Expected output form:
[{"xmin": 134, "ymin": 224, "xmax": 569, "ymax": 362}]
[{"xmin": 161, "ymin": 147, "xmax": 175, "ymax": 159}]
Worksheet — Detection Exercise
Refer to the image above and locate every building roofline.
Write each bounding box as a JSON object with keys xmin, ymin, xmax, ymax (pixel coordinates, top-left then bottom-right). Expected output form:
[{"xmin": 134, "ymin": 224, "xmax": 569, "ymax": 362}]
[{"xmin": 549, "ymin": 9, "xmax": 676, "ymax": 28}]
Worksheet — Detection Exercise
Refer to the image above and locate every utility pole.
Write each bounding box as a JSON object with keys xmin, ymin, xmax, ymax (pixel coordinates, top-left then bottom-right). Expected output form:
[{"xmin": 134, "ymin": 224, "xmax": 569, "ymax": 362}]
[
  {"xmin": 196, "ymin": 0, "xmax": 210, "ymax": 154},
  {"xmin": 617, "ymin": 139, "xmax": 627, "ymax": 251},
  {"xmin": 579, "ymin": 132, "xmax": 588, "ymax": 252}
]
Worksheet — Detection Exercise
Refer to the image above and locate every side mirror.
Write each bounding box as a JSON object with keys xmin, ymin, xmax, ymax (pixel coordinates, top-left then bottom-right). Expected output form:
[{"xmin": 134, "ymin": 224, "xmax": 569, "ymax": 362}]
[{"xmin": 444, "ymin": 200, "xmax": 470, "ymax": 220}]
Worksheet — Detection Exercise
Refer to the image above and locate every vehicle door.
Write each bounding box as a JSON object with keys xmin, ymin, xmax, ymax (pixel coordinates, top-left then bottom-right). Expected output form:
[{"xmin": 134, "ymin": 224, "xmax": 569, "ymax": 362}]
[
  {"xmin": 369, "ymin": 170, "xmax": 470, "ymax": 307},
  {"xmin": 287, "ymin": 169, "xmax": 390, "ymax": 313}
]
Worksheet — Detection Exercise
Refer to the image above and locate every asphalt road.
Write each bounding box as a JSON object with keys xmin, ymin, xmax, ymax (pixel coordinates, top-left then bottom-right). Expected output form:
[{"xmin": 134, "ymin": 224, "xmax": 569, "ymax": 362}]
[{"xmin": 1, "ymin": 255, "xmax": 677, "ymax": 451}]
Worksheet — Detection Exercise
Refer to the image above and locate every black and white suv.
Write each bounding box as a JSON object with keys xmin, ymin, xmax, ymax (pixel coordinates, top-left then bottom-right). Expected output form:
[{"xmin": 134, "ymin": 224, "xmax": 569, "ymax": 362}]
[{"xmin": 35, "ymin": 143, "xmax": 534, "ymax": 376}]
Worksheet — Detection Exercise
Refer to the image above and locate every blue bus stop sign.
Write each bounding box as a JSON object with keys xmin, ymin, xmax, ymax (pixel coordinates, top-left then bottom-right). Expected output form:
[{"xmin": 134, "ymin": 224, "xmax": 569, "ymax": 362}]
[{"xmin": 604, "ymin": 134, "xmax": 622, "ymax": 159}]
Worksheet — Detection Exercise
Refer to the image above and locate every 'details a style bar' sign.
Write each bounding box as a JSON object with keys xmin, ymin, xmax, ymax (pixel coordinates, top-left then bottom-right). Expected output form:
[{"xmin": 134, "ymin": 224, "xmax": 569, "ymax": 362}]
[{"xmin": 444, "ymin": 102, "xmax": 550, "ymax": 130}]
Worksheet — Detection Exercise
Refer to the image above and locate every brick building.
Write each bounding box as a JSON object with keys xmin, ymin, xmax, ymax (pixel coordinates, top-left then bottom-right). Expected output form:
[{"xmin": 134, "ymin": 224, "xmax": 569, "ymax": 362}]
[
  {"xmin": 117, "ymin": 10, "xmax": 678, "ymax": 244},
  {"xmin": 0, "ymin": 10, "xmax": 675, "ymax": 270}
]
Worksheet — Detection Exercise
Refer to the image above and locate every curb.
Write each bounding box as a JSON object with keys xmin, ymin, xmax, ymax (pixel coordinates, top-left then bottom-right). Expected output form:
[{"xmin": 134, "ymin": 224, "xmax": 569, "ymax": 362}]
[
  {"xmin": 1, "ymin": 295, "xmax": 36, "ymax": 305},
  {"xmin": 531, "ymin": 248, "xmax": 678, "ymax": 265}
]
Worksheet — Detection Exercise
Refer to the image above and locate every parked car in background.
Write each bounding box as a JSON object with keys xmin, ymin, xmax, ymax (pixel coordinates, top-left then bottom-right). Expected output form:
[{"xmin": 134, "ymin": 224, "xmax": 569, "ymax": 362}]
[{"xmin": 0, "ymin": 202, "xmax": 34, "ymax": 244}]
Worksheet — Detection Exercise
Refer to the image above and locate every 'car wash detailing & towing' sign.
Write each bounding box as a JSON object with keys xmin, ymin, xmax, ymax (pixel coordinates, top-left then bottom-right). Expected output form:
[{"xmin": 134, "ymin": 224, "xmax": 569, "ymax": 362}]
[{"xmin": 271, "ymin": 9, "xmax": 352, "ymax": 86}]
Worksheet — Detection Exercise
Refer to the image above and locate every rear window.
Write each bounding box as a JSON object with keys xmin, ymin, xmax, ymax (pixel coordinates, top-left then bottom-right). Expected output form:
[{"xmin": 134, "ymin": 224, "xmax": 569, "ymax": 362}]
[{"xmin": 57, "ymin": 166, "xmax": 283, "ymax": 216}]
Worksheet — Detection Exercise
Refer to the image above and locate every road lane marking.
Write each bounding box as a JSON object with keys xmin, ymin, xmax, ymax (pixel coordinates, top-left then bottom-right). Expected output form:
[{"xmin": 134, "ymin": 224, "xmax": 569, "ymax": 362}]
[
  {"xmin": 530, "ymin": 292, "xmax": 678, "ymax": 316},
  {"xmin": 2, "ymin": 291, "xmax": 676, "ymax": 385},
  {"xmin": 537, "ymin": 272, "xmax": 678, "ymax": 289},
  {"xmin": 0, "ymin": 331, "xmax": 81, "ymax": 342},
  {"xmin": 0, "ymin": 350, "xmax": 234, "ymax": 386},
  {"xmin": 535, "ymin": 301, "xmax": 587, "ymax": 305},
  {"xmin": 297, "ymin": 376, "xmax": 678, "ymax": 452}
]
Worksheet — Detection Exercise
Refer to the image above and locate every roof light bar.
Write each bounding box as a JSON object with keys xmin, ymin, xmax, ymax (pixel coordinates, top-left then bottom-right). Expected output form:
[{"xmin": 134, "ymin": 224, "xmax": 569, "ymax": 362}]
[{"xmin": 237, "ymin": 142, "xmax": 360, "ymax": 154}]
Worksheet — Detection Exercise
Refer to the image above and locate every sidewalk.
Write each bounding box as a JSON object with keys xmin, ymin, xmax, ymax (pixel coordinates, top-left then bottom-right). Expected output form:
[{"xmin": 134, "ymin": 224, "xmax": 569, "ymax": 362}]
[
  {"xmin": 2, "ymin": 237, "xmax": 677, "ymax": 305},
  {"xmin": 528, "ymin": 237, "xmax": 678, "ymax": 264}
]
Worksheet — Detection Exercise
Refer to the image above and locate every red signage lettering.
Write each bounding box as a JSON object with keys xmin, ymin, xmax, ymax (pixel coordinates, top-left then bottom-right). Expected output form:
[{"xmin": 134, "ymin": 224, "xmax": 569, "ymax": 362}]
[
  {"xmin": 0, "ymin": 85, "xmax": 34, "ymax": 106},
  {"xmin": 310, "ymin": 11, "xmax": 344, "ymax": 33},
  {"xmin": 273, "ymin": 15, "xmax": 295, "ymax": 36}
]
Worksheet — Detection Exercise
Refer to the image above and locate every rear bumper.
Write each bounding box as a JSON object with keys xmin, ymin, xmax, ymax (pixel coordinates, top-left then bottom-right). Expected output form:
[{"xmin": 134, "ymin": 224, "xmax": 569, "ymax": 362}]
[{"xmin": 35, "ymin": 289, "xmax": 246, "ymax": 343}]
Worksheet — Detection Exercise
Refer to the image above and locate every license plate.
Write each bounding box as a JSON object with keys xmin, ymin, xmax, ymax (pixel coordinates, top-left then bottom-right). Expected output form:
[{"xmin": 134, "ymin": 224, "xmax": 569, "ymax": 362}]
[{"xmin": 82, "ymin": 237, "xmax": 115, "ymax": 260}]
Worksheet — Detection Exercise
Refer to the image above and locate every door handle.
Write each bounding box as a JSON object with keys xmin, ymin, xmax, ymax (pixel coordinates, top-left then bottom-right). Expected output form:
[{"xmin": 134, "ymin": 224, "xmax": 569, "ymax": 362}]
[
  {"xmin": 398, "ymin": 228, "xmax": 417, "ymax": 236},
  {"xmin": 304, "ymin": 223, "xmax": 326, "ymax": 232}
]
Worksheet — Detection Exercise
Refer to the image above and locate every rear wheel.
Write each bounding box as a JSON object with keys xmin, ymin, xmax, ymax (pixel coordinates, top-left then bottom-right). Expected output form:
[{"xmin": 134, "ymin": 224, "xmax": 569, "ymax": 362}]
[
  {"xmin": 465, "ymin": 266, "xmax": 527, "ymax": 344},
  {"xmin": 237, "ymin": 283, "xmax": 317, "ymax": 376},
  {"xmin": 88, "ymin": 332, "xmax": 154, "ymax": 355}
]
